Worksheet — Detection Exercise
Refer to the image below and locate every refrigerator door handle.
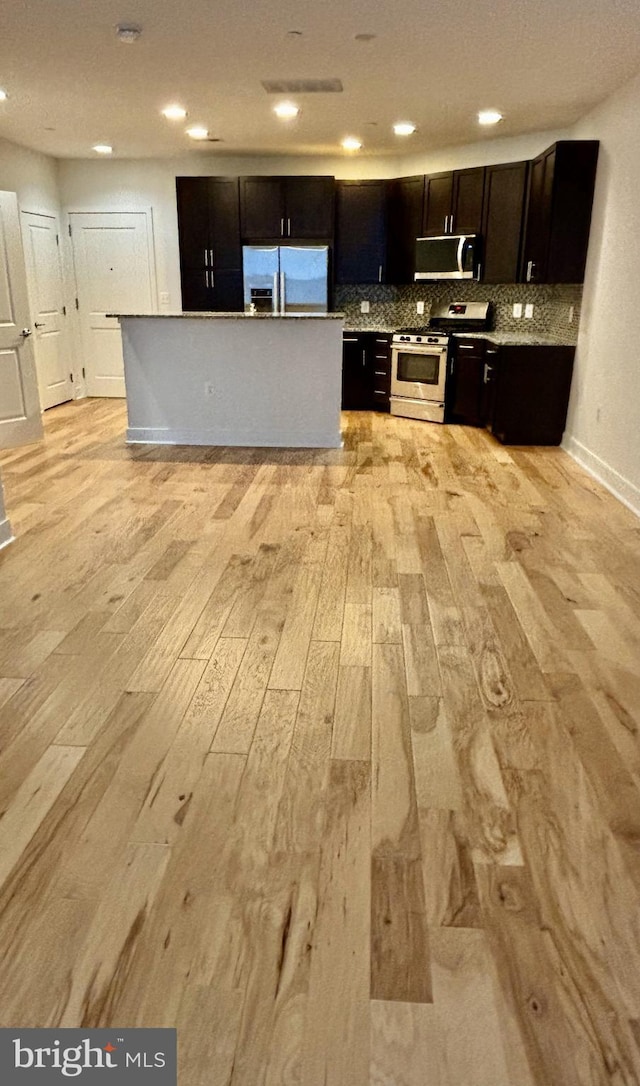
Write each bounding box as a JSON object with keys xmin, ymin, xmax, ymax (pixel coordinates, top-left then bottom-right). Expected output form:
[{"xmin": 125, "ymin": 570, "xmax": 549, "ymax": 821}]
[
  {"xmin": 280, "ymin": 271, "xmax": 286, "ymax": 315},
  {"xmin": 272, "ymin": 272, "xmax": 279, "ymax": 315}
]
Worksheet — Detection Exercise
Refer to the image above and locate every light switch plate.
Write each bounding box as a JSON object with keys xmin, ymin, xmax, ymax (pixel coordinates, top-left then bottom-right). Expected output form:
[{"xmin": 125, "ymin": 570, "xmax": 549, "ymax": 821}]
[
  {"xmin": 417, "ymin": 301, "xmax": 425, "ymax": 315},
  {"xmin": 524, "ymin": 303, "xmax": 534, "ymax": 319},
  {"xmin": 160, "ymin": 292, "xmax": 170, "ymax": 306},
  {"xmin": 360, "ymin": 300, "xmax": 370, "ymax": 314},
  {"xmin": 513, "ymin": 303, "xmax": 522, "ymax": 318}
]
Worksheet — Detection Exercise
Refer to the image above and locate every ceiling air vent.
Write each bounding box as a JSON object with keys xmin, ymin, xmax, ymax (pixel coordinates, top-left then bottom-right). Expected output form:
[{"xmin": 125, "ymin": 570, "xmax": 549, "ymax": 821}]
[{"xmin": 261, "ymin": 79, "xmax": 343, "ymax": 94}]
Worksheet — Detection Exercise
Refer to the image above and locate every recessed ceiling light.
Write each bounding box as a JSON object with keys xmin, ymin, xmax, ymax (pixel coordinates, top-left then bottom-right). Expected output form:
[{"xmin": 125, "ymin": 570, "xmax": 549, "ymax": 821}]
[
  {"xmin": 273, "ymin": 101, "xmax": 300, "ymax": 120},
  {"xmin": 162, "ymin": 104, "xmax": 187, "ymax": 121},
  {"xmin": 93, "ymin": 144, "xmax": 113, "ymax": 155},
  {"xmin": 478, "ymin": 109, "xmax": 503, "ymax": 126},
  {"xmin": 116, "ymin": 23, "xmax": 142, "ymax": 43},
  {"xmin": 341, "ymin": 136, "xmax": 362, "ymax": 152},
  {"xmin": 393, "ymin": 122, "xmax": 416, "ymax": 136},
  {"xmin": 186, "ymin": 125, "xmax": 209, "ymax": 140},
  {"xmin": 0, "ymin": 89, "xmax": 8, "ymax": 102}
]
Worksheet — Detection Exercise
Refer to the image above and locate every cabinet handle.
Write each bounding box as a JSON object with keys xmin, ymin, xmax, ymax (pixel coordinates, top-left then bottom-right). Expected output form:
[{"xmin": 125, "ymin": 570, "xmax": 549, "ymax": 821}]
[
  {"xmin": 343, "ymin": 337, "xmax": 359, "ymax": 342},
  {"xmin": 287, "ymin": 218, "xmax": 291, "ymax": 236},
  {"xmin": 204, "ymin": 248, "xmax": 208, "ymax": 266},
  {"xmin": 450, "ymin": 359, "xmax": 454, "ymax": 376},
  {"xmin": 458, "ymin": 344, "xmax": 475, "ymax": 350},
  {"xmin": 526, "ymin": 260, "xmax": 535, "ymax": 282},
  {"xmin": 374, "ymin": 370, "xmax": 386, "ymax": 375},
  {"xmin": 483, "ymin": 363, "xmax": 494, "ymax": 384},
  {"xmin": 280, "ymin": 218, "xmax": 285, "ymax": 236},
  {"xmin": 210, "ymin": 271, "xmax": 214, "ymax": 289},
  {"xmin": 476, "ymin": 263, "xmax": 482, "ymax": 281},
  {"xmin": 449, "ymin": 213, "xmax": 454, "ymax": 233},
  {"xmin": 205, "ymin": 270, "xmax": 209, "ymax": 288},
  {"xmin": 362, "ymin": 350, "xmax": 367, "ymax": 367},
  {"xmin": 486, "ymin": 348, "xmax": 498, "ymax": 355},
  {"xmin": 210, "ymin": 248, "xmax": 214, "ymax": 266},
  {"xmin": 378, "ymin": 264, "xmax": 383, "ymax": 282}
]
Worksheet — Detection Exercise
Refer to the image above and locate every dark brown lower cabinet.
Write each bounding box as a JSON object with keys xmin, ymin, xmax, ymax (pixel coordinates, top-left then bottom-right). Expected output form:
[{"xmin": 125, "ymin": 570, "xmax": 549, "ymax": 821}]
[
  {"xmin": 447, "ymin": 337, "xmax": 575, "ymax": 444},
  {"xmin": 341, "ymin": 332, "xmax": 391, "ymax": 411},
  {"xmin": 486, "ymin": 344, "xmax": 575, "ymax": 445},
  {"xmin": 446, "ymin": 337, "xmax": 487, "ymax": 426}
]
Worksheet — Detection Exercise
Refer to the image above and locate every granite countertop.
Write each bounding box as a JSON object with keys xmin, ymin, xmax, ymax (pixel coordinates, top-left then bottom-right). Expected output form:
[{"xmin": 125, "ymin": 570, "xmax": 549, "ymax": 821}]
[
  {"xmin": 110, "ymin": 311, "xmax": 345, "ymax": 320},
  {"xmin": 450, "ymin": 331, "xmax": 576, "ymax": 346},
  {"xmin": 343, "ymin": 326, "xmax": 396, "ymax": 334}
]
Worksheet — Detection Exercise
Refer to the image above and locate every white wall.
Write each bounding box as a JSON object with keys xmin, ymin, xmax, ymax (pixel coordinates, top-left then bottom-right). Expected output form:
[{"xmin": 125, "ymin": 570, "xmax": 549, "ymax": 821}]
[
  {"xmin": 562, "ymin": 71, "xmax": 640, "ymax": 514},
  {"xmin": 396, "ymin": 127, "xmax": 570, "ymax": 176},
  {"xmin": 0, "ymin": 136, "xmax": 61, "ymax": 214}
]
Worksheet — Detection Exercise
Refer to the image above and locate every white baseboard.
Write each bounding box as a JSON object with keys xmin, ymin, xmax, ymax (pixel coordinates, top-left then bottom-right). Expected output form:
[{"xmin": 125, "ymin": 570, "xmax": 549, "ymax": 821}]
[
  {"xmin": 562, "ymin": 434, "xmax": 640, "ymax": 519},
  {"xmin": 0, "ymin": 517, "xmax": 14, "ymax": 551},
  {"xmin": 126, "ymin": 426, "xmax": 342, "ymax": 449}
]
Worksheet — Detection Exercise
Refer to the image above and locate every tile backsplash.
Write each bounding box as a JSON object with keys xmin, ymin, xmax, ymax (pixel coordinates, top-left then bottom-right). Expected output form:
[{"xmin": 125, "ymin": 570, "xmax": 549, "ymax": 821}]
[{"xmin": 335, "ymin": 281, "xmax": 582, "ymax": 341}]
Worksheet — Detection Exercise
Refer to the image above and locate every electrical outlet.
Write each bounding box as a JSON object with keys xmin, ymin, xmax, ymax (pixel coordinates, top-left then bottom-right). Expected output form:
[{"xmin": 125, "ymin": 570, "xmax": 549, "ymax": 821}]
[
  {"xmin": 524, "ymin": 303, "xmax": 534, "ymax": 319},
  {"xmin": 568, "ymin": 305, "xmax": 575, "ymax": 324},
  {"xmin": 159, "ymin": 292, "xmax": 170, "ymax": 306},
  {"xmin": 417, "ymin": 301, "xmax": 425, "ymax": 315},
  {"xmin": 360, "ymin": 300, "xmax": 370, "ymax": 314},
  {"xmin": 513, "ymin": 303, "xmax": 523, "ymax": 318},
  {"xmin": 205, "ymin": 382, "xmax": 215, "ymax": 397}
]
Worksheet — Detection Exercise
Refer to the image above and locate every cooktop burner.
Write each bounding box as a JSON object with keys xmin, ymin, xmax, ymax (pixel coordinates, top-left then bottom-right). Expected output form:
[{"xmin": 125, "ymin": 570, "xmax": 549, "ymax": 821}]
[{"xmin": 395, "ymin": 326, "xmax": 432, "ymax": 335}]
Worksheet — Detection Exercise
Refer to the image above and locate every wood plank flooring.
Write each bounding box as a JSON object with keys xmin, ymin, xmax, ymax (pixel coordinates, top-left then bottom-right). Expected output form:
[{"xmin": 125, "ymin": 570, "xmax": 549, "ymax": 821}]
[{"xmin": 0, "ymin": 398, "xmax": 639, "ymax": 1084}]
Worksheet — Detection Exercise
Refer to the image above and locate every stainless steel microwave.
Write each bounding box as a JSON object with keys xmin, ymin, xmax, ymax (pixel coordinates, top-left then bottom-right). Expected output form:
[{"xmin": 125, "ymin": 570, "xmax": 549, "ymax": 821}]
[{"xmin": 414, "ymin": 234, "xmax": 479, "ymax": 280}]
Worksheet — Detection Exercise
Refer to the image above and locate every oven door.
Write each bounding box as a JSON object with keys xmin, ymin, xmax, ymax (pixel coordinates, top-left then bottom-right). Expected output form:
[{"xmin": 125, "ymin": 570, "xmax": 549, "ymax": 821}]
[{"xmin": 391, "ymin": 342, "xmax": 447, "ymax": 402}]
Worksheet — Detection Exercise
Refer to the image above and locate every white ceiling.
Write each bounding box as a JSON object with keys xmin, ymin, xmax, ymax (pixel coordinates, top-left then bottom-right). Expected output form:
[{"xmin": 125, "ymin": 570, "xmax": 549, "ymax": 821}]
[{"xmin": 1, "ymin": 0, "xmax": 640, "ymax": 160}]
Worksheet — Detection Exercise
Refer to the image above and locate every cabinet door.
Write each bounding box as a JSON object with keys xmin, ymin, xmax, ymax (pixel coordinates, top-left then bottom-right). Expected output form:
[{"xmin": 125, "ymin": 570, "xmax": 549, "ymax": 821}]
[
  {"xmin": 285, "ymin": 177, "xmax": 335, "ymax": 238},
  {"xmin": 546, "ymin": 142, "xmax": 599, "ymax": 283},
  {"xmin": 422, "ymin": 173, "xmax": 453, "ymax": 236},
  {"xmin": 451, "ymin": 167, "xmax": 486, "ymax": 235},
  {"xmin": 490, "ymin": 345, "xmax": 574, "ymax": 445},
  {"xmin": 179, "ymin": 267, "xmax": 212, "ymax": 312},
  {"xmin": 341, "ymin": 334, "xmax": 370, "ymax": 409},
  {"xmin": 209, "ymin": 269, "xmax": 243, "ymax": 312},
  {"xmin": 447, "ymin": 339, "xmax": 486, "ymax": 425},
  {"xmin": 209, "ymin": 178, "xmax": 242, "ymax": 270},
  {"xmin": 481, "ymin": 162, "xmax": 527, "ymax": 283},
  {"xmin": 335, "ymin": 181, "xmax": 386, "ymax": 284},
  {"xmin": 521, "ymin": 149, "xmax": 553, "ymax": 282},
  {"xmin": 176, "ymin": 177, "xmax": 211, "ymax": 271},
  {"xmin": 386, "ymin": 176, "xmax": 424, "ymax": 284},
  {"xmin": 240, "ymin": 177, "xmax": 286, "ymax": 238}
]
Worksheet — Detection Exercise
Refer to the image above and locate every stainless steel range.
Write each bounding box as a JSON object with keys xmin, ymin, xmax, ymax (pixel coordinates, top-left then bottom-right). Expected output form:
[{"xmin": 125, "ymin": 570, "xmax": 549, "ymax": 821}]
[{"xmin": 390, "ymin": 301, "xmax": 492, "ymax": 423}]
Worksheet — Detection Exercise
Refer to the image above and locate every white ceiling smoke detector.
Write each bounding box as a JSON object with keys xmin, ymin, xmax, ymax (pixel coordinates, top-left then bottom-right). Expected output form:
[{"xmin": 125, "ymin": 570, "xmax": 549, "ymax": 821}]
[{"xmin": 116, "ymin": 24, "xmax": 142, "ymax": 44}]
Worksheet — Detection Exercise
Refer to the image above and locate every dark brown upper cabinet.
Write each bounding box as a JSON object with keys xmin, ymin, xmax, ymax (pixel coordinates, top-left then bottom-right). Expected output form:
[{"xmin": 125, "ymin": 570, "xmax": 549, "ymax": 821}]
[
  {"xmin": 480, "ymin": 161, "xmax": 528, "ymax": 283},
  {"xmin": 386, "ymin": 175, "xmax": 424, "ymax": 284},
  {"xmin": 176, "ymin": 176, "xmax": 243, "ymax": 311},
  {"xmin": 520, "ymin": 141, "xmax": 599, "ymax": 283},
  {"xmin": 335, "ymin": 180, "xmax": 387, "ymax": 285},
  {"xmin": 239, "ymin": 176, "xmax": 335, "ymax": 240},
  {"xmin": 422, "ymin": 167, "xmax": 486, "ymax": 236}
]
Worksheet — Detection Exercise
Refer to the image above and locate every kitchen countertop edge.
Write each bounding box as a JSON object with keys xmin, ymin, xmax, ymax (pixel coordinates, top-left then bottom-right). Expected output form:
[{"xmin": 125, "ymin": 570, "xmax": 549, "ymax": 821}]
[{"xmin": 109, "ymin": 312, "xmax": 345, "ymax": 320}]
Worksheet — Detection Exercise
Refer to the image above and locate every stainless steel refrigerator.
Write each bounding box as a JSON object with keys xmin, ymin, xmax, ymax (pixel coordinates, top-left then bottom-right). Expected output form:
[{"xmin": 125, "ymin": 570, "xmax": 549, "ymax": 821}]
[{"xmin": 242, "ymin": 245, "xmax": 329, "ymax": 314}]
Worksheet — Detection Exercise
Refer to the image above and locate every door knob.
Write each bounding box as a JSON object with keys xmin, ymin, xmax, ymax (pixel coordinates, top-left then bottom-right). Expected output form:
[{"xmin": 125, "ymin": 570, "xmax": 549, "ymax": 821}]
[{"xmin": 21, "ymin": 328, "xmax": 32, "ymax": 337}]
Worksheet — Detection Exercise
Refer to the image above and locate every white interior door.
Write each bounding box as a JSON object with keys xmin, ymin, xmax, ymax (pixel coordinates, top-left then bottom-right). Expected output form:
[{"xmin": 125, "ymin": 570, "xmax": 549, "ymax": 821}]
[
  {"xmin": 0, "ymin": 191, "xmax": 44, "ymax": 449},
  {"xmin": 21, "ymin": 211, "xmax": 72, "ymax": 410},
  {"xmin": 70, "ymin": 211, "xmax": 156, "ymax": 397}
]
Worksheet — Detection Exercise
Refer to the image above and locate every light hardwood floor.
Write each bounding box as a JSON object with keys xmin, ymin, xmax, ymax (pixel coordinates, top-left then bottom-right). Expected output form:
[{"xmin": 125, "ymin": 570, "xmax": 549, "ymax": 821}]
[{"xmin": 0, "ymin": 399, "xmax": 639, "ymax": 1084}]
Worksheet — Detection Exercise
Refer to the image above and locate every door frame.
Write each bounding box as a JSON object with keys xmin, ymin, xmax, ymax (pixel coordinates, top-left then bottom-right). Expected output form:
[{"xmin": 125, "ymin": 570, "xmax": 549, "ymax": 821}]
[
  {"xmin": 66, "ymin": 207, "xmax": 158, "ymax": 398},
  {"xmin": 20, "ymin": 209, "xmax": 73, "ymax": 410}
]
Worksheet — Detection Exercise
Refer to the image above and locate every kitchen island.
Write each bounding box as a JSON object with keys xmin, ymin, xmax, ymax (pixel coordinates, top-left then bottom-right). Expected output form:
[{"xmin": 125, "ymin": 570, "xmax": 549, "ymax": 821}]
[{"xmin": 114, "ymin": 312, "xmax": 344, "ymax": 448}]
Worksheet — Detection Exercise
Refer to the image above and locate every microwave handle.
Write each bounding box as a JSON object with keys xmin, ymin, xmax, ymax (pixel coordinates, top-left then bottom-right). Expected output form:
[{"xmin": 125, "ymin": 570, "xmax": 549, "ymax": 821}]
[{"xmin": 456, "ymin": 235, "xmax": 467, "ymax": 276}]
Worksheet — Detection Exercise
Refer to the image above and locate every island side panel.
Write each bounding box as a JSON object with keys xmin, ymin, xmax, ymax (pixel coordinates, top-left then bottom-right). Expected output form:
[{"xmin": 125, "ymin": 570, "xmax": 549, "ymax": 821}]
[{"xmin": 121, "ymin": 317, "xmax": 344, "ymax": 448}]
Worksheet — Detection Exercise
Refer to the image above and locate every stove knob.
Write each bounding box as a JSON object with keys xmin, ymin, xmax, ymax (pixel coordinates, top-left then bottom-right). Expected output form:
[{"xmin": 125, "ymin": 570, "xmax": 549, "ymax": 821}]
[{"xmin": 416, "ymin": 336, "xmax": 422, "ymax": 342}]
